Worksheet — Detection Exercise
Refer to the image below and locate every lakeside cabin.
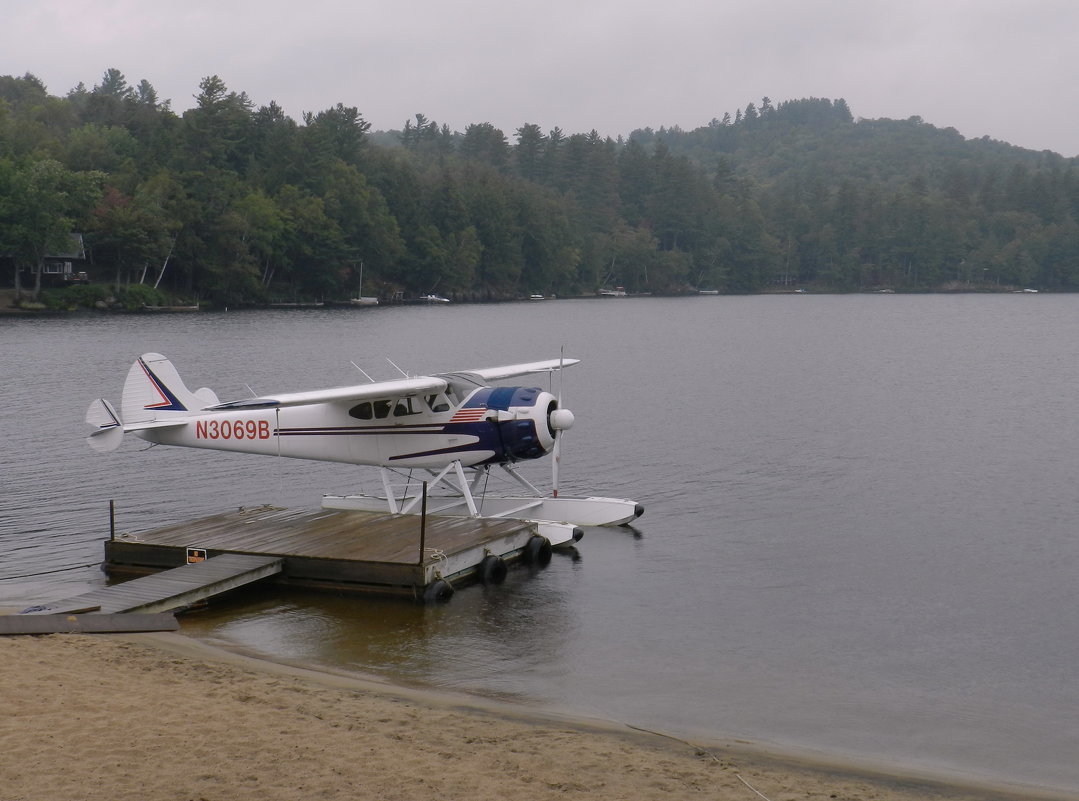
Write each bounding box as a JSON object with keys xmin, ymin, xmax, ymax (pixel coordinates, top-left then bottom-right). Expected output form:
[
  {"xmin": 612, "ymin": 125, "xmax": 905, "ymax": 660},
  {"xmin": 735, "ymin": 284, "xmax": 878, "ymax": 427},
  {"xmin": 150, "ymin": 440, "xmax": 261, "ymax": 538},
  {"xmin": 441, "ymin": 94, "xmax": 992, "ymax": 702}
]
[{"xmin": 2, "ymin": 233, "xmax": 89, "ymax": 290}]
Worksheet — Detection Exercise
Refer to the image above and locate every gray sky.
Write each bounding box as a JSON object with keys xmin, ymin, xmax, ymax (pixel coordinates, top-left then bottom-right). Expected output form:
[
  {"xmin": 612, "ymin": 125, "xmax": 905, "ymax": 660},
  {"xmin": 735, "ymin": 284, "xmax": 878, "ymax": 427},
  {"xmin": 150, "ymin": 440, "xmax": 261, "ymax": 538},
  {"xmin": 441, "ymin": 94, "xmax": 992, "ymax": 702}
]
[{"xmin": 4, "ymin": 0, "xmax": 1077, "ymax": 155}]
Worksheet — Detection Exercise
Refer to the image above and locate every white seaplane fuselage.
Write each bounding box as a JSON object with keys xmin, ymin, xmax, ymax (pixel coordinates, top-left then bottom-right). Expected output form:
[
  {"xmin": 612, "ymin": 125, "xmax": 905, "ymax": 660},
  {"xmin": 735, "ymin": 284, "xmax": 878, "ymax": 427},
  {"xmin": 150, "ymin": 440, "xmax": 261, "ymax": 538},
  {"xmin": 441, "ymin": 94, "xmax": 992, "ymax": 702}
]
[
  {"xmin": 146, "ymin": 387, "xmax": 549, "ymax": 469},
  {"xmin": 87, "ymin": 354, "xmax": 643, "ymax": 548}
]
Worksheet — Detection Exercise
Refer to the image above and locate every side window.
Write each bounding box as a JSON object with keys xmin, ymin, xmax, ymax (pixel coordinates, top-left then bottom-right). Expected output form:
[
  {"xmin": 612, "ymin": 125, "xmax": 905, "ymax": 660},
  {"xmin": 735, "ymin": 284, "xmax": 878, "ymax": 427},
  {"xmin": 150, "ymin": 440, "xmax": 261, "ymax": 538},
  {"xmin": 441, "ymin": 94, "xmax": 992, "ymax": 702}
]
[
  {"xmin": 348, "ymin": 401, "xmax": 373, "ymax": 420},
  {"xmin": 394, "ymin": 397, "xmax": 424, "ymax": 416},
  {"xmin": 350, "ymin": 398, "xmax": 424, "ymax": 420},
  {"xmin": 425, "ymin": 393, "xmax": 452, "ymax": 413}
]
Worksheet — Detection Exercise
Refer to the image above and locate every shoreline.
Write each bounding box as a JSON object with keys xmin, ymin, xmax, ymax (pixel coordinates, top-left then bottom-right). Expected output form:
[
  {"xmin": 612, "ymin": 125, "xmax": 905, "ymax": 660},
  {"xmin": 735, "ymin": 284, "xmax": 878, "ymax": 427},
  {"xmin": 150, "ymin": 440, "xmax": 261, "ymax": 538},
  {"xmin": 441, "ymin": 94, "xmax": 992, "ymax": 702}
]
[
  {"xmin": 0, "ymin": 285, "xmax": 1061, "ymax": 316},
  {"xmin": 2, "ymin": 629, "xmax": 1075, "ymax": 800},
  {"xmin": 140, "ymin": 632, "xmax": 1079, "ymax": 800}
]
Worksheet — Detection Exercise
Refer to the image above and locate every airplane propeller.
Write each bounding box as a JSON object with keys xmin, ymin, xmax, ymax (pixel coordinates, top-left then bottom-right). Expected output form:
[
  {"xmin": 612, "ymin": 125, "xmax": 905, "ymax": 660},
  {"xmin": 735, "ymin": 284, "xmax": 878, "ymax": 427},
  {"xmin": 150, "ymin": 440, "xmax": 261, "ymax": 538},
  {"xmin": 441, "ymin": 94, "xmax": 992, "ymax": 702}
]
[{"xmin": 549, "ymin": 350, "xmax": 575, "ymax": 497}]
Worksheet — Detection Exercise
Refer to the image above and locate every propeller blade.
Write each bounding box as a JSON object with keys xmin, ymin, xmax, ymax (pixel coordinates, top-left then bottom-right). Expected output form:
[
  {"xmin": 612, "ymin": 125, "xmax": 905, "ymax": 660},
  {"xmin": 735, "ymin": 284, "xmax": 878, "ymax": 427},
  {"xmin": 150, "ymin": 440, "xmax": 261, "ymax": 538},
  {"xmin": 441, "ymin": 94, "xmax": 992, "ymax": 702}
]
[
  {"xmin": 552, "ymin": 430, "xmax": 561, "ymax": 498},
  {"xmin": 552, "ymin": 347, "xmax": 570, "ymax": 497},
  {"xmin": 554, "ymin": 348, "xmax": 563, "ymax": 496}
]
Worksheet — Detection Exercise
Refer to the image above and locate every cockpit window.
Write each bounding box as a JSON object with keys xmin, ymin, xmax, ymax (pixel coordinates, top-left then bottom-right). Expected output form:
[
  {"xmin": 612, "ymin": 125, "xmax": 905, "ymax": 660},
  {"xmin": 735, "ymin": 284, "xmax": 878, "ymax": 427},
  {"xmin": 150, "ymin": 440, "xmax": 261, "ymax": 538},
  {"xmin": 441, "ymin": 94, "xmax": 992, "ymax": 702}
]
[
  {"xmin": 348, "ymin": 399, "xmax": 394, "ymax": 420},
  {"xmin": 393, "ymin": 397, "xmax": 421, "ymax": 417},
  {"xmin": 350, "ymin": 393, "xmax": 455, "ymax": 420},
  {"xmin": 425, "ymin": 392, "xmax": 452, "ymax": 413}
]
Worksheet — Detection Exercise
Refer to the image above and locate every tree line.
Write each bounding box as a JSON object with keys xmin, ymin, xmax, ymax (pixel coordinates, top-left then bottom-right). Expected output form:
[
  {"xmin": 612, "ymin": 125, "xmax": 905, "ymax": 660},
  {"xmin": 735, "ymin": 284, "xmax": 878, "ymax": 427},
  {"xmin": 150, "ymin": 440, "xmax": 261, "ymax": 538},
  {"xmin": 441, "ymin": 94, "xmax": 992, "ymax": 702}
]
[{"xmin": 2, "ymin": 71, "xmax": 1078, "ymax": 309}]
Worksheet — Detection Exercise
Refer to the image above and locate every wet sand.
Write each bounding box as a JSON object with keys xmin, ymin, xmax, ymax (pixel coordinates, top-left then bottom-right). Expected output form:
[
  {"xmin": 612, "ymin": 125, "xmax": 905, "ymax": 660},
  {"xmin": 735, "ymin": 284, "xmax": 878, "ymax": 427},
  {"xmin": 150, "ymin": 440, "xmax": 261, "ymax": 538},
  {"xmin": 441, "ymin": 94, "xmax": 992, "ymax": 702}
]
[{"xmin": 1, "ymin": 631, "xmax": 1073, "ymax": 801}]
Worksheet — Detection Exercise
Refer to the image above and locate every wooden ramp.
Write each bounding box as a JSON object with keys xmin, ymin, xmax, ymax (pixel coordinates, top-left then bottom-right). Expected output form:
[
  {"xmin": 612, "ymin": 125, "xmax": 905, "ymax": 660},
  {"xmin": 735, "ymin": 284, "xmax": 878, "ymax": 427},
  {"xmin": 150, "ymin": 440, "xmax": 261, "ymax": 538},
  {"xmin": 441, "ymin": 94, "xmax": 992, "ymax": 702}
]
[{"xmin": 21, "ymin": 553, "xmax": 283, "ymax": 616}]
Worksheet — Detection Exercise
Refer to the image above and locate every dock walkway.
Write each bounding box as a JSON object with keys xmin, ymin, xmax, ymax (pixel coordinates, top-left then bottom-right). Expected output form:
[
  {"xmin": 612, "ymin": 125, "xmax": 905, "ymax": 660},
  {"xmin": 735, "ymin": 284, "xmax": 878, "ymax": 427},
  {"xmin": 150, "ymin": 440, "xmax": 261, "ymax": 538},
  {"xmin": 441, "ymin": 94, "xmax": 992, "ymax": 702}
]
[{"xmin": 22, "ymin": 553, "xmax": 283, "ymax": 615}]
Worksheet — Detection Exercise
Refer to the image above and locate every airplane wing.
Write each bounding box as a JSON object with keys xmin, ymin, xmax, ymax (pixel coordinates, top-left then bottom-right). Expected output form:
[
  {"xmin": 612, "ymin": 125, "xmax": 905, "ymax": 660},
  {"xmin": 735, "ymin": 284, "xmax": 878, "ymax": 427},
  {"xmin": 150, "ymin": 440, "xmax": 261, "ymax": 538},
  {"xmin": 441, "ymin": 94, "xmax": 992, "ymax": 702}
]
[
  {"xmin": 206, "ymin": 376, "xmax": 448, "ymax": 410},
  {"xmin": 208, "ymin": 362, "xmax": 576, "ymax": 410},
  {"xmin": 455, "ymin": 358, "xmax": 580, "ymax": 383}
]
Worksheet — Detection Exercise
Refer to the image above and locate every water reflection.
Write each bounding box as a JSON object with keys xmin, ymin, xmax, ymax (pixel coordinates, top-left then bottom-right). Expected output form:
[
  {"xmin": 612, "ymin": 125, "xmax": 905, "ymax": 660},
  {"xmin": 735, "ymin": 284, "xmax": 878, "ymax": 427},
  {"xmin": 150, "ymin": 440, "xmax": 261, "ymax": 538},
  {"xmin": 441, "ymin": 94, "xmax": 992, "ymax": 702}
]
[{"xmin": 184, "ymin": 553, "xmax": 584, "ymax": 701}]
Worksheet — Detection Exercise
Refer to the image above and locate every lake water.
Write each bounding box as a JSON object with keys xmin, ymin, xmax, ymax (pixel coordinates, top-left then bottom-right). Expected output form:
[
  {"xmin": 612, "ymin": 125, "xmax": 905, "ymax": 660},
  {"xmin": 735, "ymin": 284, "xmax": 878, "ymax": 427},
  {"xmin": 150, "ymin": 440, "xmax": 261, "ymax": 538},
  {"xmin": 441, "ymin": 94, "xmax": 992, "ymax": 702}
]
[{"xmin": 3, "ymin": 294, "xmax": 1079, "ymax": 795}]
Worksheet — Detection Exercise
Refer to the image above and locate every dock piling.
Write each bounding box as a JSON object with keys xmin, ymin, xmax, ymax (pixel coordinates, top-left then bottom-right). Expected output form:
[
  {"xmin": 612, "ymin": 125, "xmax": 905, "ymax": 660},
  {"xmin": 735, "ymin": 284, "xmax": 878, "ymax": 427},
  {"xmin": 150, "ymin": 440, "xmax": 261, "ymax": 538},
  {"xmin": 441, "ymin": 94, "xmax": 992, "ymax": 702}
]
[{"xmin": 417, "ymin": 481, "xmax": 428, "ymax": 565}]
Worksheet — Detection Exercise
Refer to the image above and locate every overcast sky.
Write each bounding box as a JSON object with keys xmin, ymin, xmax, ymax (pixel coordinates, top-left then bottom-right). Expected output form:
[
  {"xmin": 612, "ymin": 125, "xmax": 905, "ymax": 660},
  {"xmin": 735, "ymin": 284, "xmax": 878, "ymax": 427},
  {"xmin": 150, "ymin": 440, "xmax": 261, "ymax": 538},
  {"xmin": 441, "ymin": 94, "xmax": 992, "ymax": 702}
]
[{"xmin": 4, "ymin": 0, "xmax": 1077, "ymax": 156}]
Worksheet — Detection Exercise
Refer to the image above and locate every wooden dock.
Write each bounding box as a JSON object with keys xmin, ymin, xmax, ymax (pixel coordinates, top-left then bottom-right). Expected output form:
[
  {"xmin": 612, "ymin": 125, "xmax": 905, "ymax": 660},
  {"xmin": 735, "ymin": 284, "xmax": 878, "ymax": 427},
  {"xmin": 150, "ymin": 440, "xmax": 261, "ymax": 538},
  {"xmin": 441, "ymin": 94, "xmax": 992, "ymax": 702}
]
[
  {"xmin": 103, "ymin": 505, "xmax": 542, "ymax": 601},
  {"xmin": 2, "ymin": 505, "xmax": 546, "ymax": 635}
]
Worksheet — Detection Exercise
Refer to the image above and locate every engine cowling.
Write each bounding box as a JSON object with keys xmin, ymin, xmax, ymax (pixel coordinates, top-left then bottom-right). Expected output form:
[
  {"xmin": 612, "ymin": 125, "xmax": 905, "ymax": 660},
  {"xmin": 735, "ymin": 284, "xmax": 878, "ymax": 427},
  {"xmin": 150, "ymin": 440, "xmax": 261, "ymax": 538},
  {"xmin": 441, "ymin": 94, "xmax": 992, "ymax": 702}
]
[{"xmin": 464, "ymin": 386, "xmax": 573, "ymax": 463}]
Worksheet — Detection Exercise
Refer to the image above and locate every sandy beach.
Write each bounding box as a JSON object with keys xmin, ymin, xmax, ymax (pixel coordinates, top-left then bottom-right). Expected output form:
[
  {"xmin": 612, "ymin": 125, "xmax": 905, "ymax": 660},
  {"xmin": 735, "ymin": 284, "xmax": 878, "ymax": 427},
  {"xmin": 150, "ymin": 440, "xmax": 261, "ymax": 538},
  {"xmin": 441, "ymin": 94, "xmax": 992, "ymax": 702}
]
[{"xmin": 0, "ymin": 631, "xmax": 1071, "ymax": 801}]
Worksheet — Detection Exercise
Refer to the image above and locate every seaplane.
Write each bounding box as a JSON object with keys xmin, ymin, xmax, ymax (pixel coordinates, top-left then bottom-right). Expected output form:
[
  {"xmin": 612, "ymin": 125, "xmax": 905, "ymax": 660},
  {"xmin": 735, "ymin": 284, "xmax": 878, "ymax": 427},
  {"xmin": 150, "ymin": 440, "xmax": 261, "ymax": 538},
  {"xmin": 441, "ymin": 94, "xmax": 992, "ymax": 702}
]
[{"xmin": 85, "ymin": 353, "xmax": 643, "ymax": 548}]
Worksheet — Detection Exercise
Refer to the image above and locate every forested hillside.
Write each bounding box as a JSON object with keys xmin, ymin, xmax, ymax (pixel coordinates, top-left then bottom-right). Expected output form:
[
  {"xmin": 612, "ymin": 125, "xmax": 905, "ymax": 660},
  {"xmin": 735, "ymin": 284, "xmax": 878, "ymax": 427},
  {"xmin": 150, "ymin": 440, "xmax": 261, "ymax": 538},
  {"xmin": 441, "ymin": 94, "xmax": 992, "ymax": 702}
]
[{"xmin": 2, "ymin": 70, "xmax": 1077, "ymax": 308}]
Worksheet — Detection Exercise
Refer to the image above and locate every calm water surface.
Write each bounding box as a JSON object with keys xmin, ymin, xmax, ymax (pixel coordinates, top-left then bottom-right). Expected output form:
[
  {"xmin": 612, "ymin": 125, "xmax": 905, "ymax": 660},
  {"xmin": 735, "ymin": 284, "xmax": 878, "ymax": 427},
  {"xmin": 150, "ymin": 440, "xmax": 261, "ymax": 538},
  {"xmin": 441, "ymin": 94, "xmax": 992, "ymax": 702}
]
[{"xmin": 3, "ymin": 295, "xmax": 1079, "ymax": 794}]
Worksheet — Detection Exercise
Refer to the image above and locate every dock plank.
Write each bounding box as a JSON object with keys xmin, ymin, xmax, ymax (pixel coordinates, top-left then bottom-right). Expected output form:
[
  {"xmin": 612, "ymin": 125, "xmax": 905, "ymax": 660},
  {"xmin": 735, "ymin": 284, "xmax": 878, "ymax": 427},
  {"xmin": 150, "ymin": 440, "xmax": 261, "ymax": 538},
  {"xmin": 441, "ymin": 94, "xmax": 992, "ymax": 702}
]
[{"xmin": 121, "ymin": 508, "xmax": 522, "ymax": 565}]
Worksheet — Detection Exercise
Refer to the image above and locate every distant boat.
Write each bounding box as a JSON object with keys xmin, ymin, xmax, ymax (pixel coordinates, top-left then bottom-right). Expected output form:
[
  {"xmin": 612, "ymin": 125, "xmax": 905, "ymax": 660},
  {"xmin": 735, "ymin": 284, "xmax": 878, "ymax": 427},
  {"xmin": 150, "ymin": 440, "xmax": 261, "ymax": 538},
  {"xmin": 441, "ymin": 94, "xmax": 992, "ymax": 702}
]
[
  {"xmin": 420, "ymin": 294, "xmax": 450, "ymax": 303},
  {"xmin": 598, "ymin": 286, "xmax": 627, "ymax": 297},
  {"xmin": 142, "ymin": 304, "xmax": 199, "ymax": 313},
  {"xmin": 697, "ymin": 289, "xmax": 719, "ymax": 295},
  {"xmin": 529, "ymin": 294, "xmax": 546, "ymax": 301},
  {"xmin": 793, "ymin": 288, "xmax": 807, "ymax": 294},
  {"xmin": 350, "ymin": 261, "xmax": 378, "ymax": 305}
]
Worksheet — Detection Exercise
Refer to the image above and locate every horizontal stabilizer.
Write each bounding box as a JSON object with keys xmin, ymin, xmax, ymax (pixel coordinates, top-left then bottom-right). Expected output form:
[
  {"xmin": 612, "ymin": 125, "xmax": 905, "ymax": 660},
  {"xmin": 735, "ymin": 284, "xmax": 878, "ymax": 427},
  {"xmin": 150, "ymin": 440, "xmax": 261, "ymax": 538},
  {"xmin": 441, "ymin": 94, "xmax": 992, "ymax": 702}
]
[
  {"xmin": 85, "ymin": 397, "xmax": 189, "ymax": 452},
  {"xmin": 126, "ymin": 419, "xmax": 190, "ymax": 431},
  {"xmin": 85, "ymin": 398, "xmax": 124, "ymax": 453}
]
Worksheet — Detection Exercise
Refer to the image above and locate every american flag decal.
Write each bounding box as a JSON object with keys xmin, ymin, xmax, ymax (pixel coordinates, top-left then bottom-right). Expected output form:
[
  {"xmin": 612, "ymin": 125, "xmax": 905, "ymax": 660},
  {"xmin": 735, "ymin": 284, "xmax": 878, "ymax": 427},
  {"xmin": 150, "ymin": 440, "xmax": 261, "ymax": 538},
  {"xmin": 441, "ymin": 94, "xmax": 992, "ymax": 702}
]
[{"xmin": 450, "ymin": 407, "xmax": 488, "ymax": 423}]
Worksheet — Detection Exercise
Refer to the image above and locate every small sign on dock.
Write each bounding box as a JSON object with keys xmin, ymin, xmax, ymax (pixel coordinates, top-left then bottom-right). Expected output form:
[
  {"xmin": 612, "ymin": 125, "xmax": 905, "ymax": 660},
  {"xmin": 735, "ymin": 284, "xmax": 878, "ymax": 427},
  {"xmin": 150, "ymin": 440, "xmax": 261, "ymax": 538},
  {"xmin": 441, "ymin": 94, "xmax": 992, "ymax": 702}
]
[{"xmin": 186, "ymin": 548, "xmax": 207, "ymax": 563}]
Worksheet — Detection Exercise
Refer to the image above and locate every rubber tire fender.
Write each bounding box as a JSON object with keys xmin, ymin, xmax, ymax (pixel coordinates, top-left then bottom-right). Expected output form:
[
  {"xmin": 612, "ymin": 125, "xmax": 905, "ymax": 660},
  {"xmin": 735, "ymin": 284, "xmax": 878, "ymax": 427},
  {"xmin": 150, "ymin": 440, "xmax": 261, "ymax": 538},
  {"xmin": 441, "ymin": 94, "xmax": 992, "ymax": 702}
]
[
  {"xmin": 523, "ymin": 535, "xmax": 552, "ymax": 568},
  {"xmin": 422, "ymin": 578, "xmax": 454, "ymax": 603},
  {"xmin": 477, "ymin": 554, "xmax": 508, "ymax": 585}
]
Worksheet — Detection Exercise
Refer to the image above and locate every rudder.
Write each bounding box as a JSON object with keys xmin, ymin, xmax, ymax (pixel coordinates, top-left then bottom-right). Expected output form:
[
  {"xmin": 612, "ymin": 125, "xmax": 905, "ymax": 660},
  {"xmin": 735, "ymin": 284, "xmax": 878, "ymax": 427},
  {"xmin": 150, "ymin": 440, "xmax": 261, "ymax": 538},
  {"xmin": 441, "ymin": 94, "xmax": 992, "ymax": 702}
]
[{"xmin": 121, "ymin": 353, "xmax": 220, "ymax": 424}]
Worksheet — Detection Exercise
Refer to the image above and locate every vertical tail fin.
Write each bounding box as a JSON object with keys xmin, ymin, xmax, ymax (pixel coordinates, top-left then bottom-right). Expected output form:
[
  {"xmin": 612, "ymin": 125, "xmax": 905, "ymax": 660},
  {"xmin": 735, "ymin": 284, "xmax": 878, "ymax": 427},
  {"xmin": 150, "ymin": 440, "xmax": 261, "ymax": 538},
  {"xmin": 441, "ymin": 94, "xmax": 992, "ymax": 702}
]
[{"xmin": 120, "ymin": 353, "xmax": 220, "ymax": 425}]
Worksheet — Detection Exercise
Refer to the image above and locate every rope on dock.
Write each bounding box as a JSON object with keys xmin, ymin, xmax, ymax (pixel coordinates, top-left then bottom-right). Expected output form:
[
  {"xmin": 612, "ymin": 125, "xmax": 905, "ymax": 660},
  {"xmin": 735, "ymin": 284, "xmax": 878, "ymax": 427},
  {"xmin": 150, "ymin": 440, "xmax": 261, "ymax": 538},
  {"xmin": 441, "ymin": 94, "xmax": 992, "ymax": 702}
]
[{"xmin": 423, "ymin": 548, "xmax": 447, "ymax": 564}]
